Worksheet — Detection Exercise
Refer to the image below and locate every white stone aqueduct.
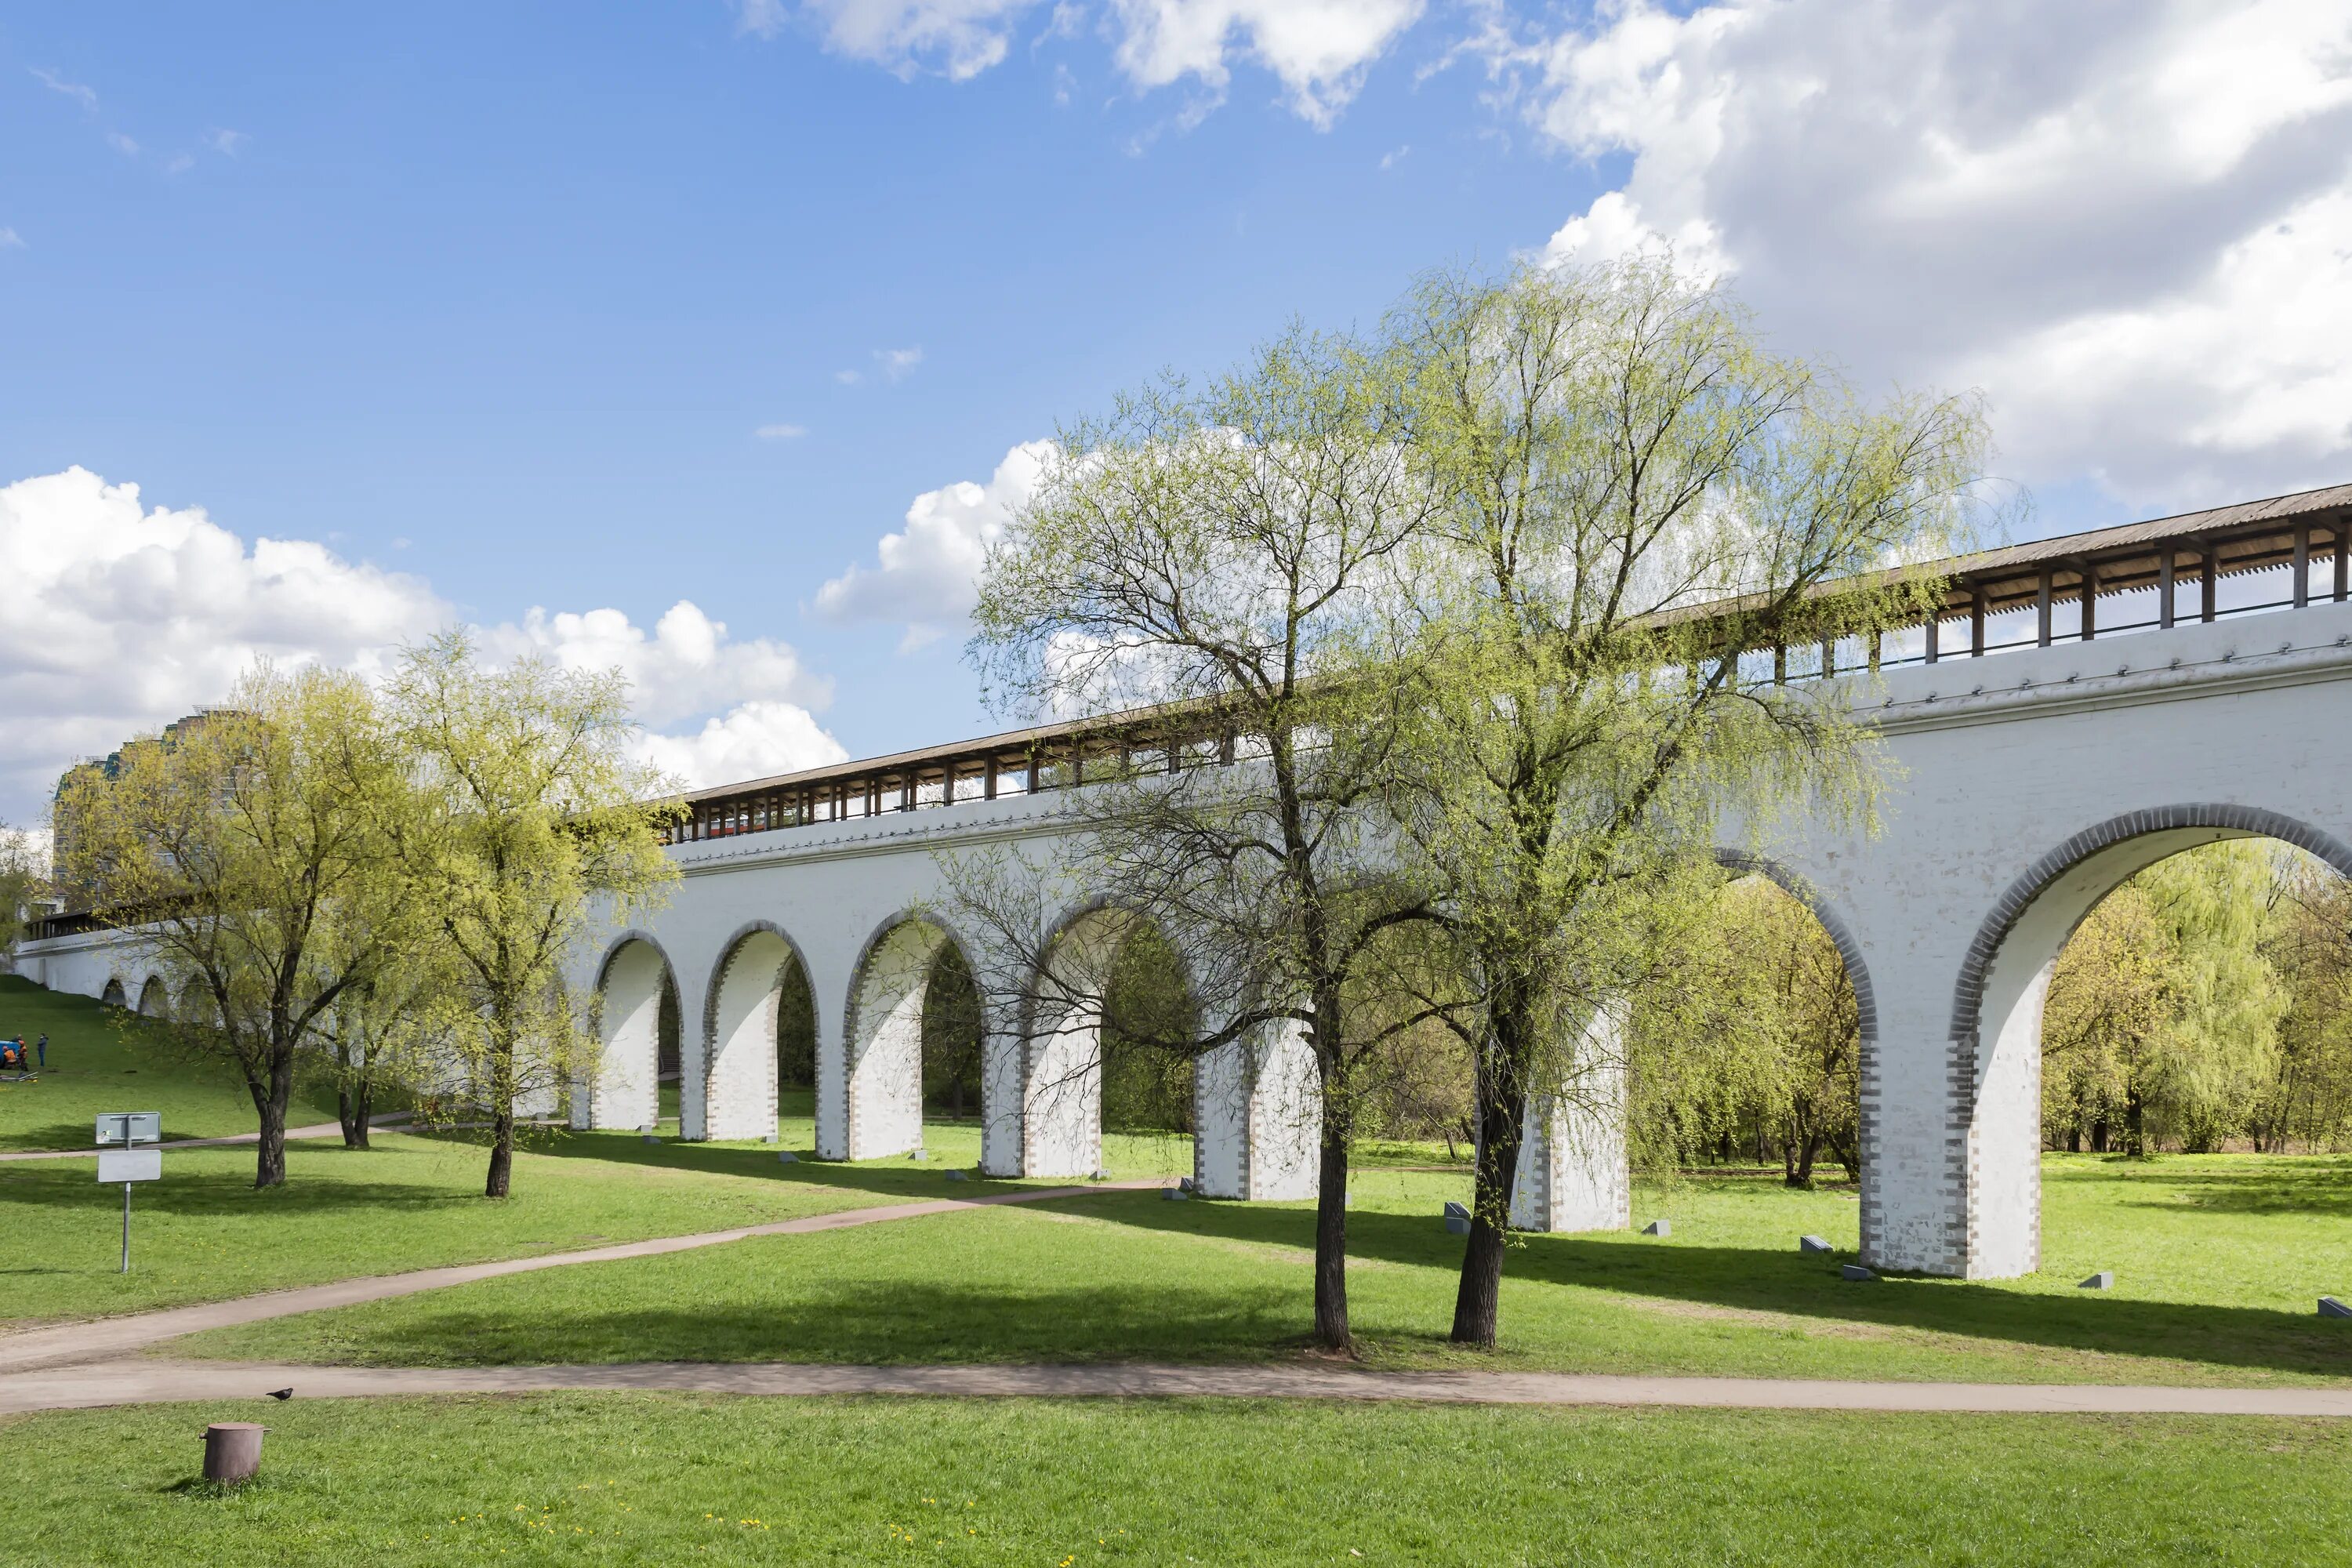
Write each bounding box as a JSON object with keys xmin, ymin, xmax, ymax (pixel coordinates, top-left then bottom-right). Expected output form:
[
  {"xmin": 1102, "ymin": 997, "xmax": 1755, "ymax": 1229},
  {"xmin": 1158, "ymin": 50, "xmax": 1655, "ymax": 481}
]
[{"xmin": 20, "ymin": 486, "xmax": 2352, "ymax": 1278}]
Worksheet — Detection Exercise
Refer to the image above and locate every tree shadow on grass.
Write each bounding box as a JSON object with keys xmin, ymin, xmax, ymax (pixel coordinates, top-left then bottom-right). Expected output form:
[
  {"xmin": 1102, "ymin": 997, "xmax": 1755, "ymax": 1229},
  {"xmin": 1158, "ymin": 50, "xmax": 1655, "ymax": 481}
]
[
  {"xmin": 260, "ymin": 1277, "xmax": 1309, "ymax": 1370},
  {"xmin": 513, "ymin": 1126, "xmax": 1134, "ymax": 1207},
  {"xmin": 2051, "ymin": 1160, "xmax": 2352, "ymax": 1218},
  {"xmin": 1036, "ymin": 1192, "xmax": 2352, "ymax": 1383}
]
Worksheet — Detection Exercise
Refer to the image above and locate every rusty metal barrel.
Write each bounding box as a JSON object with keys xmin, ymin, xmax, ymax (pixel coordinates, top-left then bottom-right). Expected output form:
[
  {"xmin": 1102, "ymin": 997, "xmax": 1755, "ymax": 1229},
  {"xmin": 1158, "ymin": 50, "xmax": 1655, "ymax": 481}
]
[{"xmin": 202, "ymin": 1422, "xmax": 266, "ymax": 1483}]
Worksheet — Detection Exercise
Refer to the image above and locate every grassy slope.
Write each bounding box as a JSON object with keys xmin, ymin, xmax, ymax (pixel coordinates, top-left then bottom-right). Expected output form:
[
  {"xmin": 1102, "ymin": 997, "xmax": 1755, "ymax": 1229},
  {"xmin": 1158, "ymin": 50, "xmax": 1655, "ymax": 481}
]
[
  {"xmin": 2, "ymin": 1396, "xmax": 2345, "ymax": 1566},
  {"xmin": 189, "ymin": 1155, "xmax": 2352, "ymax": 1387},
  {"xmin": 0, "ymin": 1131, "xmax": 1019, "ymax": 1325},
  {"xmin": 0, "ymin": 975, "xmax": 342, "ymax": 1151},
  {"xmin": 1, "ymin": 982, "xmax": 1191, "ymax": 1327}
]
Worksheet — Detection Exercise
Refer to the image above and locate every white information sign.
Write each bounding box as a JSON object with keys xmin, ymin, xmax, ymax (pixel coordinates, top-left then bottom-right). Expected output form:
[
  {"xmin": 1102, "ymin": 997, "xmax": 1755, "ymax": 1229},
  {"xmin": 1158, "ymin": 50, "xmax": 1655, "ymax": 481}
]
[
  {"xmin": 97, "ymin": 1148, "xmax": 162, "ymax": 1184},
  {"xmin": 94, "ymin": 1112, "xmax": 162, "ymax": 1146}
]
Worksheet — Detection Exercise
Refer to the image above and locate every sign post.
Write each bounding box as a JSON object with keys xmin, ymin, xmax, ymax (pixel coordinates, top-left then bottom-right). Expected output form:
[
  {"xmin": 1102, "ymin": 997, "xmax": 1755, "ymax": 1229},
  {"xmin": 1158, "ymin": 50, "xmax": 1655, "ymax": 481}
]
[{"xmin": 96, "ymin": 1113, "xmax": 162, "ymax": 1273}]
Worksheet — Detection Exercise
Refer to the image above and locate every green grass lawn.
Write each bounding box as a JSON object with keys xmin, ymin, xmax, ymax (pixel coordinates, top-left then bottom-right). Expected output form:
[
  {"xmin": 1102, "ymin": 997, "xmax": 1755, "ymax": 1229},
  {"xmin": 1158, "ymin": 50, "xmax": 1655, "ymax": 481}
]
[
  {"xmin": 187, "ymin": 1155, "xmax": 2352, "ymax": 1386},
  {"xmin": 1, "ymin": 1394, "xmax": 2344, "ymax": 1566},
  {"xmin": 0, "ymin": 975, "xmax": 343, "ymax": 1151},
  {"xmin": 0, "ymin": 1128, "xmax": 1047, "ymax": 1327}
]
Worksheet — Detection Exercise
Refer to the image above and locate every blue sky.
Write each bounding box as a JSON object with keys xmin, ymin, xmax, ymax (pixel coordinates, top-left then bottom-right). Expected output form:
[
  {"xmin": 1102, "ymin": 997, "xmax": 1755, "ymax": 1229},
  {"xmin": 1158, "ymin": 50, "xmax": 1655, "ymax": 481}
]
[{"xmin": 2, "ymin": 2, "xmax": 2345, "ymax": 819}]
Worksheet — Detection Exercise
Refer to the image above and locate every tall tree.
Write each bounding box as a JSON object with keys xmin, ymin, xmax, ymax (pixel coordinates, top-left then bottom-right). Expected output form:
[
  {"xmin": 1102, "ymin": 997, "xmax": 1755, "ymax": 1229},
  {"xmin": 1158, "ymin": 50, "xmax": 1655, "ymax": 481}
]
[
  {"xmin": 388, "ymin": 630, "xmax": 680, "ymax": 1199},
  {"xmin": 1388, "ymin": 259, "xmax": 1989, "ymax": 1348},
  {"xmin": 2045, "ymin": 841, "xmax": 2285, "ymax": 1155},
  {"xmin": 55, "ymin": 665, "xmax": 417, "ymax": 1188},
  {"xmin": 961, "ymin": 325, "xmax": 1454, "ymax": 1351},
  {"xmin": 1633, "ymin": 875, "xmax": 1860, "ymax": 1185}
]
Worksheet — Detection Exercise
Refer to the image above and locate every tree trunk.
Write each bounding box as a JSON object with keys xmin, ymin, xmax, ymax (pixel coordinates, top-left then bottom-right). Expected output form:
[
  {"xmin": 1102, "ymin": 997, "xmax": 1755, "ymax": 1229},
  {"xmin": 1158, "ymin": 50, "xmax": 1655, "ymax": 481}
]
[
  {"xmin": 2090, "ymin": 1117, "xmax": 2110, "ymax": 1154},
  {"xmin": 1450, "ymin": 1062, "xmax": 1526, "ymax": 1349},
  {"xmin": 252, "ymin": 1064, "xmax": 290, "ymax": 1190},
  {"xmin": 339, "ymin": 1075, "xmax": 373, "ymax": 1150},
  {"xmin": 486, "ymin": 1105, "xmax": 515, "ymax": 1197},
  {"xmin": 2123, "ymin": 1090, "xmax": 2146, "ymax": 1160},
  {"xmin": 1311, "ymin": 1119, "xmax": 1352, "ymax": 1352},
  {"xmin": 485, "ymin": 1034, "xmax": 517, "ymax": 1198},
  {"xmin": 1788, "ymin": 1128, "xmax": 1819, "ymax": 1189}
]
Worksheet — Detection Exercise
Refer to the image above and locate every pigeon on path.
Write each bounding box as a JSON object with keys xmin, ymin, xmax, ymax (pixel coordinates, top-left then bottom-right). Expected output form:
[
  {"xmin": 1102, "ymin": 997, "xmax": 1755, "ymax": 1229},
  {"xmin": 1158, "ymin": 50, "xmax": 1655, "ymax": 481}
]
[{"xmin": 266, "ymin": 1388, "xmax": 292, "ymax": 1401}]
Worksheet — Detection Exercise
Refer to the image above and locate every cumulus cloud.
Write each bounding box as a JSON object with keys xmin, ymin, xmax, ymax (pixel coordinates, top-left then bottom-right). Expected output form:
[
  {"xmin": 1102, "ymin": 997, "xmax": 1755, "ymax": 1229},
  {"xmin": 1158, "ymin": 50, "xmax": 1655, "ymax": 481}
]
[
  {"xmin": 815, "ymin": 440, "xmax": 1054, "ymax": 648},
  {"xmin": 1509, "ymin": 0, "xmax": 2352, "ymax": 506},
  {"xmin": 742, "ymin": 0, "xmax": 1421, "ymax": 124},
  {"xmin": 0, "ymin": 467, "xmax": 846, "ymax": 815},
  {"xmin": 1109, "ymin": 0, "xmax": 1424, "ymax": 127}
]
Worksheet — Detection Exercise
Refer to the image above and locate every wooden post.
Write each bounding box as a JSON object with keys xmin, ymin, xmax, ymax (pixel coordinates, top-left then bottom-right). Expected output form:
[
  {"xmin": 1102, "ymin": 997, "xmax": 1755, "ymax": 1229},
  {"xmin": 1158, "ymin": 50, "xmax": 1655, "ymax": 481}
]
[
  {"xmin": 984, "ymin": 757, "xmax": 998, "ymax": 800},
  {"xmin": 2336, "ymin": 524, "xmax": 2349, "ymax": 601},
  {"xmin": 1772, "ymin": 644, "xmax": 1786, "ymax": 684},
  {"xmin": 2158, "ymin": 552, "xmax": 2176, "ymax": 629},
  {"xmin": 1867, "ymin": 630, "xmax": 1882, "ymax": 673},
  {"xmin": 1819, "ymin": 638, "xmax": 1835, "ymax": 678},
  {"xmin": 2079, "ymin": 562, "xmax": 2096, "ymax": 642},
  {"xmin": 2201, "ymin": 550, "xmax": 2217, "ymax": 622},
  {"xmin": 1924, "ymin": 612, "xmax": 1940, "ymax": 666},
  {"xmin": 2036, "ymin": 566, "xmax": 2053, "ymax": 647},
  {"xmin": 1969, "ymin": 586, "xmax": 1986, "ymax": 657},
  {"xmin": 2293, "ymin": 524, "xmax": 2310, "ymax": 609}
]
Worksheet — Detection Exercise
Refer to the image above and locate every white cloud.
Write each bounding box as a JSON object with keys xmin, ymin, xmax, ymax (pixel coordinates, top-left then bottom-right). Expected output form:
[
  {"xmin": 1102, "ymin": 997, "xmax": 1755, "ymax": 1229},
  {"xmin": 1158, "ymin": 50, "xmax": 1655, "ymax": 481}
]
[
  {"xmin": 743, "ymin": 0, "xmax": 1421, "ymax": 124},
  {"xmin": 164, "ymin": 153, "xmax": 194, "ymax": 175},
  {"xmin": 0, "ymin": 229, "xmax": 23, "ymax": 251},
  {"xmin": 770, "ymin": 0, "xmax": 1031, "ymax": 79},
  {"xmin": 104, "ymin": 131, "xmax": 140, "ymax": 158},
  {"xmin": 1108, "ymin": 0, "xmax": 1424, "ymax": 127},
  {"xmin": 755, "ymin": 423, "xmax": 810, "ymax": 440},
  {"xmin": 0, "ymin": 466, "xmax": 847, "ymax": 814},
  {"xmin": 1509, "ymin": 0, "xmax": 2352, "ymax": 507},
  {"xmin": 29, "ymin": 67, "xmax": 97, "ymax": 114},
  {"xmin": 876, "ymin": 344, "xmax": 924, "ymax": 380},
  {"xmin": 816, "ymin": 439, "xmax": 1054, "ymax": 648},
  {"xmin": 208, "ymin": 129, "xmax": 249, "ymax": 156},
  {"xmin": 635, "ymin": 701, "xmax": 848, "ymax": 788}
]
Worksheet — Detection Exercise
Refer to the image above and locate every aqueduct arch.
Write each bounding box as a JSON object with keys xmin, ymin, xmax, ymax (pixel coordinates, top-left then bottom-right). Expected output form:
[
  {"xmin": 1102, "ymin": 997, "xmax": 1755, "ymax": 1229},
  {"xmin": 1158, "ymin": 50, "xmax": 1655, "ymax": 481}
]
[
  {"xmin": 584, "ymin": 933, "xmax": 677, "ymax": 1133},
  {"xmin": 701, "ymin": 922, "xmax": 808, "ymax": 1143},
  {"xmin": 833, "ymin": 912, "xmax": 987, "ymax": 1163},
  {"xmin": 136, "ymin": 975, "xmax": 170, "ymax": 1019},
  {"xmin": 99, "ymin": 977, "xmax": 126, "ymax": 1009},
  {"xmin": 1948, "ymin": 804, "xmax": 2352, "ymax": 1279}
]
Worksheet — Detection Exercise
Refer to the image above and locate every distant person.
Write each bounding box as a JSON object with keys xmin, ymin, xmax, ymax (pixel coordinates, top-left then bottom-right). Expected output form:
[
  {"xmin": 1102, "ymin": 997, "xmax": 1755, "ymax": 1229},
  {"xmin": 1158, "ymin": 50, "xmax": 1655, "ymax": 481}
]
[{"xmin": 34, "ymin": 1033, "xmax": 45, "ymax": 1069}]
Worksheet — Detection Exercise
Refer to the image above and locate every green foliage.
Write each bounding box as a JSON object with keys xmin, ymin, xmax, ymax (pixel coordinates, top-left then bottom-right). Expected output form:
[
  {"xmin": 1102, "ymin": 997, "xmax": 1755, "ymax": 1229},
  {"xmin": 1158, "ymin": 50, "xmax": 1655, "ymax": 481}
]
[
  {"xmin": 1384, "ymin": 256, "xmax": 1992, "ymax": 1341},
  {"xmin": 387, "ymin": 630, "xmax": 683, "ymax": 1197},
  {"xmin": 2044, "ymin": 842, "xmax": 2288, "ymax": 1156},
  {"xmin": 1632, "ymin": 875, "xmax": 1860, "ymax": 1185},
  {"xmin": 53, "ymin": 664, "xmax": 423, "ymax": 1189},
  {"xmin": 2258, "ymin": 857, "xmax": 2352, "ymax": 1150}
]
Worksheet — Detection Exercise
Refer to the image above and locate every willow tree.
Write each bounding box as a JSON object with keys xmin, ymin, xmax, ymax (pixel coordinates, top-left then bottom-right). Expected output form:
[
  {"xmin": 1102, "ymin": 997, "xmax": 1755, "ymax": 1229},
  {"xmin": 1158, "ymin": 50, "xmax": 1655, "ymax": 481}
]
[
  {"xmin": 962, "ymin": 325, "xmax": 1457, "ymax": 1352},
  {"xmin": 1389, "ymin": 259, "xmax": 1990, "ymax": 1347},
  {"xmin": 388, "ymin": 630, "xmax": 680, "ymax": 1199},
  {"xmin": 55, "ymin": 665, "xmax": 419, "ymax": 1188}
]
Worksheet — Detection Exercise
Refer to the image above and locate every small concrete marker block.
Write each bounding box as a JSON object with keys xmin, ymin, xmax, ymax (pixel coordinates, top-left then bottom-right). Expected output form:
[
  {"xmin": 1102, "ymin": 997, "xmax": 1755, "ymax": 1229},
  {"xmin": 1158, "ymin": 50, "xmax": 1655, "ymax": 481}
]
[
  {"xmin": 945, "ymin": 1169, "xmax": 969, "ymax": 1182},
  {"xmin": 775, "ymin": 1150, "xmax": 798, "ymax": 1163},
  {"xmin": 1443, "ymin": 1200, "xmax": 1472, "ymax": 1236},
  {"xmin": 1840, "ymin": 1264, "xmax": 1876, "ymax": 1282},
  {"xmin": 1642, "ymin": 1219, "xmax": 1670, "ymax": 1237},
  {"xmin": 2079, "ymin": 1271, "xmax": 2114, "ymax": 1290},
  {"xmin": 909, "ymin": 1149, "xmax": 930, "ymax": 1162},
  {"xmin": 2320, "ymin": 1295, "xmax": 2351, "ymax": 1319},
  {"xmin": 1163, "ymin": 1185, "xmax": 1190, "ymax": 1201},
  {"xmin": 1799, "ymin": 1235, "xmax": 1832, "ymax": 1255},
  {"xmin": 1177, "ymin": 1176, "xmax": 1196, "ymax": 1194}
]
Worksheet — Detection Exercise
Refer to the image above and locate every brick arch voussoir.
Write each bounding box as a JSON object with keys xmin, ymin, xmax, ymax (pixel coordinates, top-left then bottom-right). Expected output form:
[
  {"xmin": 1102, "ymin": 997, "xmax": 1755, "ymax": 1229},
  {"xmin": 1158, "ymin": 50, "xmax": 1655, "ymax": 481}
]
[{"xmin": 1948, "ymin": 803, "xmax": 2352, "ymax": 1048}]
